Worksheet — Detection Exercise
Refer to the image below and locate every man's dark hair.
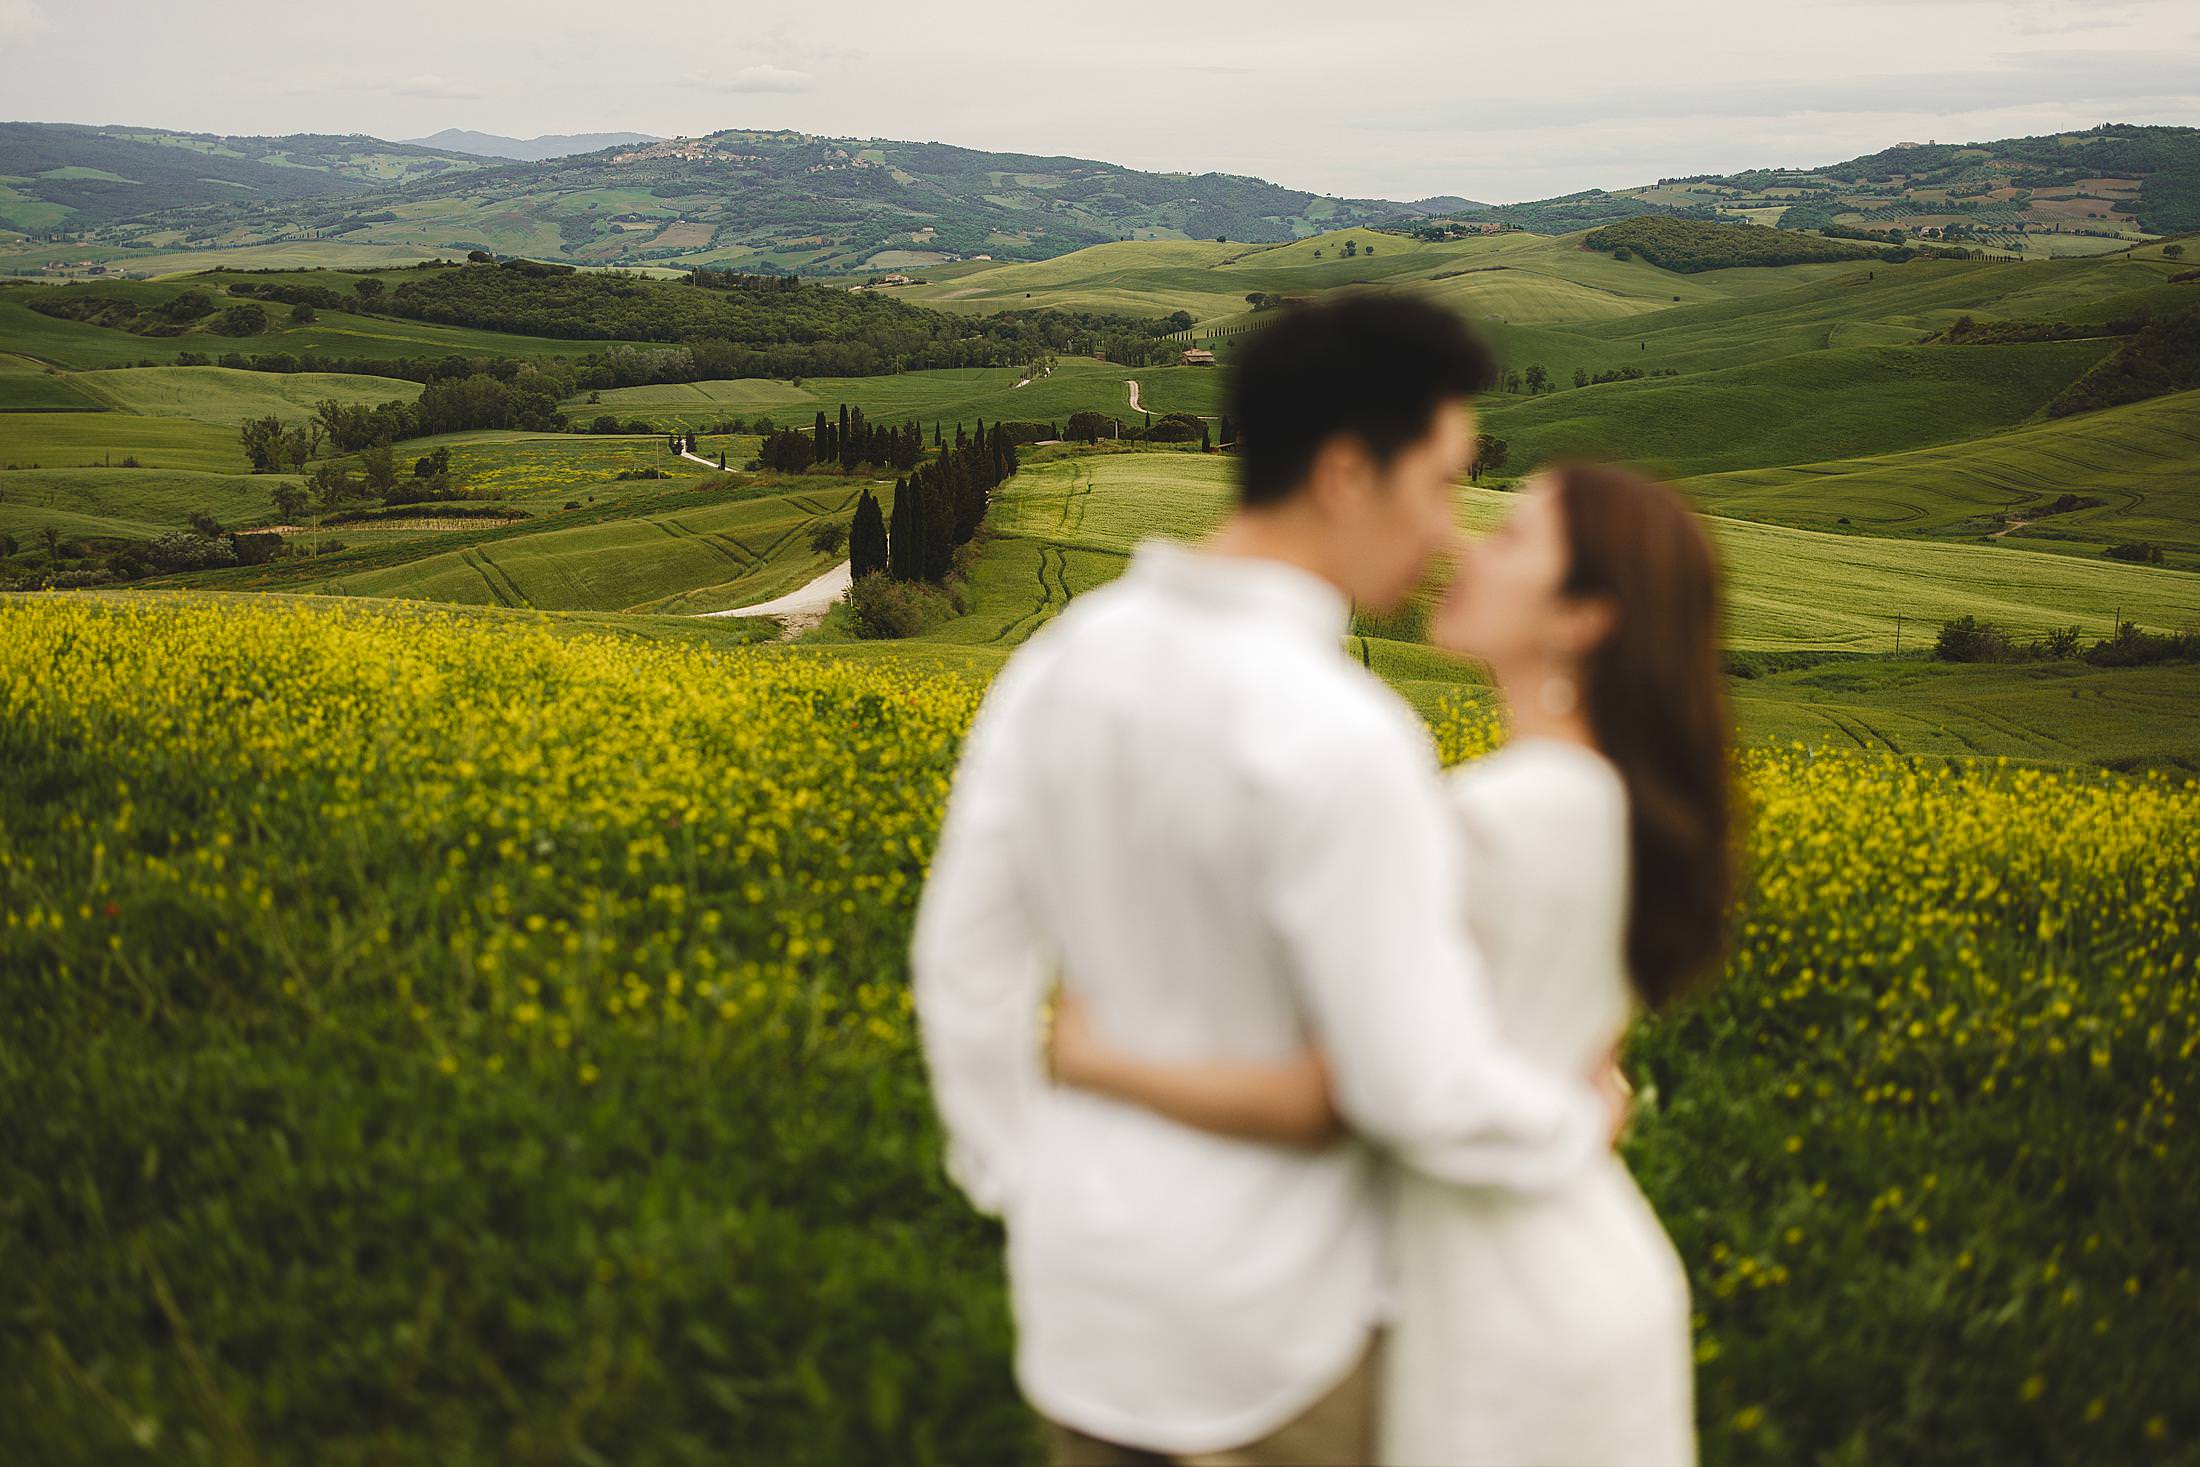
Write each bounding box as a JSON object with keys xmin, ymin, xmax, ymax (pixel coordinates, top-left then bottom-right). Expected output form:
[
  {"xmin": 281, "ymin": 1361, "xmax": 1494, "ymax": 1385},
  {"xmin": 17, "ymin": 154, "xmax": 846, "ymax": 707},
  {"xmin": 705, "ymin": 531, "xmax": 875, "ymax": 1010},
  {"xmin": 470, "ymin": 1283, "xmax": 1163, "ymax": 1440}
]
[{"xmin": 1226, "ymin": 292, "xmax": 1496, "ymax": 507}]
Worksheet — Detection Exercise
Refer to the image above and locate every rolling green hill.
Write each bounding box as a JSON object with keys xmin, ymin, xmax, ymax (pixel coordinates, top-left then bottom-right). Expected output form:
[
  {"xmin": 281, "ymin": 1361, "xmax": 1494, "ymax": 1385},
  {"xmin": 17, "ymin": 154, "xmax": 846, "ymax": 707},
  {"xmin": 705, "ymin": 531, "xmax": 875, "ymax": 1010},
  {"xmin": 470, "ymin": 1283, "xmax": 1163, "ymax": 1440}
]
[
  {"xmin": 188, "ymin": 472, "xmax": 871, "ymax": 616},
  {"xmin": 1682, "ymin": 389, "xmax": 2200, "ymax": 565},
  {"xmin": 0, "ymin": 467, "xmax": 292, "ymax": 540},
  {"xmin": 877, "ymin": 451, "xmax": 2197, "ymax": 655},
  {"xmin": 0, "ymin": 352, "xmax": 102, "ymax": 411},
  {"xmin": 1476, "ymin": 339, "xmax": 2113, "ymax": 479},
  {"xmin": 68, "ymin": 366, "xmax": 423, "ymax": 424}
]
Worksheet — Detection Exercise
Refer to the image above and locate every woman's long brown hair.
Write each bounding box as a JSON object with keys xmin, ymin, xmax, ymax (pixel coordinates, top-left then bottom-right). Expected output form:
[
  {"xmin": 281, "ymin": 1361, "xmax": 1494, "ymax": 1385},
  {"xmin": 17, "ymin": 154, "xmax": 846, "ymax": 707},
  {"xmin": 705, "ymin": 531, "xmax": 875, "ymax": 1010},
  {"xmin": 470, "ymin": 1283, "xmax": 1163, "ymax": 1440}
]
[{"xmin": 1551, "ymin": 462, "xmax": 1734, "ymax": 1010}]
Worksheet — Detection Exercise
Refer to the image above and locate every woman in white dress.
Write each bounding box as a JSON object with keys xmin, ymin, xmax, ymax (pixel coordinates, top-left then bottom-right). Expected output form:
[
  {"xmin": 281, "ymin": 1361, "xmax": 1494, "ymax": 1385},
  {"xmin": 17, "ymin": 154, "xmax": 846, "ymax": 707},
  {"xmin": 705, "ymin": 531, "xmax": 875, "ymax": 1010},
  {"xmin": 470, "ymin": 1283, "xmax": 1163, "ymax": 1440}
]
[{"xmin": 1049, "ymin": 462, "xmax": 1734, "ymax": 1467}]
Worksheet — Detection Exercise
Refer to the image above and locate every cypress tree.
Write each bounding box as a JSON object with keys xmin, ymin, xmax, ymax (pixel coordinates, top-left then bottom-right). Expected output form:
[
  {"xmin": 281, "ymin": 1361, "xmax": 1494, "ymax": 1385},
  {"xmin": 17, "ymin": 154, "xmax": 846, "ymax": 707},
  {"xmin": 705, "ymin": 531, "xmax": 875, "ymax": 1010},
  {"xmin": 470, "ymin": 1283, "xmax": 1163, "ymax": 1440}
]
[
  {"xmin": 888, "ymin": 476, "xmax": 913, "ymax": 580},
  {"xmin": 851, "ymin": 489, "xmax": 887, "ymax": 577}
]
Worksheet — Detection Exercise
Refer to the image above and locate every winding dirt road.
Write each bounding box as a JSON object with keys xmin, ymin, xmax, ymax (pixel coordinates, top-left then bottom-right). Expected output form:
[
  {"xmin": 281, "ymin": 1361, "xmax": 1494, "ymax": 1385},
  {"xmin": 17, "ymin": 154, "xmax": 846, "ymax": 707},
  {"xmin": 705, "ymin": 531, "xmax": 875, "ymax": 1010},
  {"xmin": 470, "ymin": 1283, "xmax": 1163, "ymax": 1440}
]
[{"xmin": 695, "ymin": 560, "xmax": 852, "ymax": 633}]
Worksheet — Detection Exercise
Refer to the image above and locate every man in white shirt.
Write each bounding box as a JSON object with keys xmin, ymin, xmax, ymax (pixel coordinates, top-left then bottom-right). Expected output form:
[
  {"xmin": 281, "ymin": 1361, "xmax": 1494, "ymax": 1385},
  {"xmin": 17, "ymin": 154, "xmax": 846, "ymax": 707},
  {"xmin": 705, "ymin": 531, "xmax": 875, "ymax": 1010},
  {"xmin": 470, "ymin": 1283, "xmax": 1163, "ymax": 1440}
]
[{"xmin": 913, "ymin": 293, "xmax": 1614, "ymax": 1464}]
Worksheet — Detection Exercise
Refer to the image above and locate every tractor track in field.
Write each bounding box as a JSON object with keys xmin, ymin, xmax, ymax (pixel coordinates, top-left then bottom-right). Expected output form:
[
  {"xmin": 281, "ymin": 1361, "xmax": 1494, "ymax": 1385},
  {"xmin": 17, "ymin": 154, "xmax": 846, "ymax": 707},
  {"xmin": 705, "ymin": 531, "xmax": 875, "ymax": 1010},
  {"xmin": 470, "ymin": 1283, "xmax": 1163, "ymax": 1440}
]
[
  {"xmin": 989, "ymin": 542, "xmax": 1070, "ymax": 645},
  {"xmin": 1951, "ymin": 699, "xmax": 2081, "ymax": 755},
  {"xmin": 463, "ymin": 547, "xmax": 533, "ymax": 609},
  {"xmin": 1053, "ymin": 463, "xmax": 1095, "ymax": 535},
  {"xmin": 1807, "ymin": 707, "xmax": 1875, "ymax": 750},
  {"xmin": 659, "ymin": 517, "xmax": 752, "ymax": 568}
]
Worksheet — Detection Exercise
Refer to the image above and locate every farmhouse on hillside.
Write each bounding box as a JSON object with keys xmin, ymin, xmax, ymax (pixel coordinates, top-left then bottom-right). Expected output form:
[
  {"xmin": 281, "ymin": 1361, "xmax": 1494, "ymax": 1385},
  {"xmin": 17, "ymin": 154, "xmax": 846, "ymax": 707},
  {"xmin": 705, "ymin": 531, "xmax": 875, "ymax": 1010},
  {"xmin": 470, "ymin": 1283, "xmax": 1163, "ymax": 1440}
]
[{"xmin": 1180, "ymin": 347, "xmax": 1217, "ymax": 366}]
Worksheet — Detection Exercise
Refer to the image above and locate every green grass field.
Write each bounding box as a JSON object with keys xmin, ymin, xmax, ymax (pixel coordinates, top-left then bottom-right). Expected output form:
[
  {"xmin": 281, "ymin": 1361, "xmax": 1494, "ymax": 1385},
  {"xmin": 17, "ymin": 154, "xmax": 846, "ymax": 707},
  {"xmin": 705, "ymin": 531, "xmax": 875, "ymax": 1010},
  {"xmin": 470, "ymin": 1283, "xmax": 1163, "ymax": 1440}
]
[
  {"xmin": 1681, "ymin": 389, "xmax": 2200, "ymax": 565},
  {"xmin": 0, "ymin": 466, "xmax": 291, "ymax": 540},
  {"xmin": 0, "ymin": 411, "xmax": 247, "ymax": 471},
  {"xmin": 0, "ymin": 286, "xmax": 662, "ymax": 371},
  {"xmin": 1728, "ymin": 658, "xmax": 2200, "ymax": 768},
  {"xmin": 904, "ymin": 452, "xmax": 2199, "ymax": 655},
  {"xmin": 168, "ymin": 470, "xmax": 878, "ymax": 616},
  {"xmin": 1477, "ymin": 340, "xmax": 2111, "ymax": 480},
  {"xmin": 68, "ymin": 365, "xmax": 422, "ymax": 424},
  {"xmin": 902, "ymin": 229, "xmax": 1763, "ymax": 327},
  {"xmin": 0, "ymin": 352, "xmax": 104, "ymax": 411},
  {"xmin": 572, "ymin": 360, "xmax": 1226, "ymax": 433}
]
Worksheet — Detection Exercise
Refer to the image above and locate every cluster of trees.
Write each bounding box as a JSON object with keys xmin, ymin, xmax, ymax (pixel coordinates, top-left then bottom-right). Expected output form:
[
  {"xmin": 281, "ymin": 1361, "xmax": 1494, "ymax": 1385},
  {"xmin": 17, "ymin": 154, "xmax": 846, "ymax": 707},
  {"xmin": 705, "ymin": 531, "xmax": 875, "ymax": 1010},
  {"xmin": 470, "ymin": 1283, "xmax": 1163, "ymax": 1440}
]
[
  {"xmin": 1936, "ymin": 615, "xmax": 2197, "ymax": 668},
  {"xmin": 27, "ymin": 287, "xmax": 221, "ymax": 336},
  {"xmin": 1584, "ymin": 215, "xmax": 1887, "ymax": 272},
  {"xmin": 851, "ymin": 421, "xmax": 1022, "ymax": 587},
  {"xmin": 2046, "ymin": 307, "xmax": 2200, "ymax": 417},
  {"xmin": 240, "ymin": 370, "xmax": 570, "ymax": 472},
  {"xmin": 25, "ymin": 286, "xmax": 293, "ymax": 338},
  {"xmin": 1568, "ymin": 364, "xmax": 1676, "ymax": 388},
  {"xmin": 813, "ymin": 405, "xmax": 927, "ymax": 472}
]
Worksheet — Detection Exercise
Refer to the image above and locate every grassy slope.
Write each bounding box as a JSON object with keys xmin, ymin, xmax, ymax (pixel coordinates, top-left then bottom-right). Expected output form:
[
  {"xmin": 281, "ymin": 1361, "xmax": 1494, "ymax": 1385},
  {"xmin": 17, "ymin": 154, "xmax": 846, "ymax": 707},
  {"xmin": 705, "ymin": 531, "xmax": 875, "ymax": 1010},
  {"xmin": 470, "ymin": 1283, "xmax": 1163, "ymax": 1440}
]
[
  {"xmin": 0, "ymin": 410, "xmax": 246, "ymax": 471},
  {"xmin": 0, "ymin": 352, "xmax": 104, "ymax": 410},
  {"xmin": 0, "ymin": 467, "xmax": 292, "ymax": 539},
  {"xmin": 1682, "ymin": 389, "xmax": 2200, "ymax": 565},
  {"xmin": 1477, "ymin": 339, "xmax": 2111, "ymax": 479},
  {"xmin": 165, "ymin": 466, "xmax": 878, "ymax": 616},
  {"xmin": 69, "ymin": 365, "xmax": 422, "ymax": 424},
  {"xmin": 1729, "ymin": 658, "xmax": 2200, "ymax": 769},
  {"xmin": 0, "ymin": 288, "xmax": 657, "ymax": 370},
  {"xmin": 904, "ymin": 452, "xmax": 2200, "ymax": 655}
]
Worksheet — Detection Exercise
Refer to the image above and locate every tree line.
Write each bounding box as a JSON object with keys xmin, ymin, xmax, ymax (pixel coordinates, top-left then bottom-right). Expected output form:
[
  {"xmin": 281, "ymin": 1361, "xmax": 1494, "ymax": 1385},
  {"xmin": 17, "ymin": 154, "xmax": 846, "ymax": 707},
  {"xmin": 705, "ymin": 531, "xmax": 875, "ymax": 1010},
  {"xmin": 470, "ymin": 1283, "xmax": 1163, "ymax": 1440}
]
[{"xmin": 371, "ymin": 260, "xmax": 1187, "ymax": 375}]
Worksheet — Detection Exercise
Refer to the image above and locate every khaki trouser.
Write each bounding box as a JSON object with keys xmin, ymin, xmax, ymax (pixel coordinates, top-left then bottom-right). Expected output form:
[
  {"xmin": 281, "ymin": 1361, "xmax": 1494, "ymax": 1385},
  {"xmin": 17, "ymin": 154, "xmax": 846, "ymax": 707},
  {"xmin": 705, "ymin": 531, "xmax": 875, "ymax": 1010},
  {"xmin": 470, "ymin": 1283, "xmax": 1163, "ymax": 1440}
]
[{"xmin": 1046, "ymin": 1338, "xmax": 1381, "ymax": 1467}]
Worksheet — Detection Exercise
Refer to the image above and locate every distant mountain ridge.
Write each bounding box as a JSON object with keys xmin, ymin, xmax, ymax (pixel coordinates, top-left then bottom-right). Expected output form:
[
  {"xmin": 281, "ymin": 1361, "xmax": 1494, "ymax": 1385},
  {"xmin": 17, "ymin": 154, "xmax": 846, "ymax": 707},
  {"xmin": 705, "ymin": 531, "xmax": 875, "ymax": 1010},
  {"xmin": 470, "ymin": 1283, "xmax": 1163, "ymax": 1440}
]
[
  {"xmin": 401, "ymin": 129, "xmax": 662, "ymax": 163},
  {"xmin": 1, "ymin": 120, "xmax": 2192, "ymax": 275},
  {"xmin": 0, "ymin": 122, "xmax": 487, "ymax": 230}
]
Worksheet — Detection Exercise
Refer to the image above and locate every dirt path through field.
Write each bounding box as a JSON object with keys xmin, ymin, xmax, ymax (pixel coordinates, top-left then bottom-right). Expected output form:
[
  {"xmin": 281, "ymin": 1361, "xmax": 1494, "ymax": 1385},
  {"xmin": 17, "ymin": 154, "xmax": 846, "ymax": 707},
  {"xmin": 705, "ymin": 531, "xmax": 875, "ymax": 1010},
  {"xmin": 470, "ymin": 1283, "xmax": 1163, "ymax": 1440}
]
[
  {"xmin": 680, "ymin": 449, "xmax": 734, "ymax": 472},
  {"xmin": 694, "ymin": 560, "xmax": 851, "ymax": 636},
  {"xmin": 1125, "ymin": 379, "xmax": 1143, "ymax": 413}
]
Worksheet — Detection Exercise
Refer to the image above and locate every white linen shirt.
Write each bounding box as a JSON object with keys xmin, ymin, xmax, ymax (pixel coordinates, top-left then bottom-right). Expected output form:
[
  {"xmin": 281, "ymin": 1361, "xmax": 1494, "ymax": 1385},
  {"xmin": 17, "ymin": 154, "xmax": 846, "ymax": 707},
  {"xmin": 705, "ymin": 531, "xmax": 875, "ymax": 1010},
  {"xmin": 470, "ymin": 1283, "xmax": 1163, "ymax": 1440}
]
[{"xmin": 912, "ymin": 538, "xmax": 1605, "ymax": 1455}]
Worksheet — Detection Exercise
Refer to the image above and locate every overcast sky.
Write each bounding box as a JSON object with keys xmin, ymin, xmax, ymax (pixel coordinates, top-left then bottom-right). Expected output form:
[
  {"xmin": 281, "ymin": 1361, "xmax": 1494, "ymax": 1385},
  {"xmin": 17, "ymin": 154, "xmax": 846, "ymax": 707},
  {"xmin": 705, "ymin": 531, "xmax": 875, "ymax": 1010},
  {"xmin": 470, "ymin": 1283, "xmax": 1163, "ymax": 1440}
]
[{"xmin": 2, "ymin": 0, "xmax": 2196, "ymax": 203}]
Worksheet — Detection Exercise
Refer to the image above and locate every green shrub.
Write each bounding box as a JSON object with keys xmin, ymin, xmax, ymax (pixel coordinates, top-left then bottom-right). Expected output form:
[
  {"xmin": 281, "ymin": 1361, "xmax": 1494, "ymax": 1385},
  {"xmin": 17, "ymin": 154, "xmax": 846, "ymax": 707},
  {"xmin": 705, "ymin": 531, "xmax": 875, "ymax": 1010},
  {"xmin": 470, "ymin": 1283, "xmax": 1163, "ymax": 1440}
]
[
  {"xmin": 846, "ymin": 572, "xmax": 958, "ymax": 638},
  {"xmin": 2106, "ymin": 541, "xmax": 2167, "ymax": 565}
]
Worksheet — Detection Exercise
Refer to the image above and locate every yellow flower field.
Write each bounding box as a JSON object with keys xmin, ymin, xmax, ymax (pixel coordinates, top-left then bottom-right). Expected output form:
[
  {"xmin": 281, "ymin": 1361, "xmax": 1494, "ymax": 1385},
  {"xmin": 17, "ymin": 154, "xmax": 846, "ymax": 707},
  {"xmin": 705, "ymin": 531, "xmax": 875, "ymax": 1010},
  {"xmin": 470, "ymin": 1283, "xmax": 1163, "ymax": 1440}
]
[{"xmin": 0, "ymin": 592, "xmax": 2193, "ymax": 1464}]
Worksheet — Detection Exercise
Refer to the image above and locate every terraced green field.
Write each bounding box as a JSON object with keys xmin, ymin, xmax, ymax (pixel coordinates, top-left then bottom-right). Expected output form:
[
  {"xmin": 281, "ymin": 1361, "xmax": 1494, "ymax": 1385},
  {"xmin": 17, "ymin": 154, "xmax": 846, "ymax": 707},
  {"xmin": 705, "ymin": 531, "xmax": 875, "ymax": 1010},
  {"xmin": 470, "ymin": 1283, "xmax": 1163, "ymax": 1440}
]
[{"xmin": 1682, "ymin": 389, "xmax": 2200, "ymax": 565}]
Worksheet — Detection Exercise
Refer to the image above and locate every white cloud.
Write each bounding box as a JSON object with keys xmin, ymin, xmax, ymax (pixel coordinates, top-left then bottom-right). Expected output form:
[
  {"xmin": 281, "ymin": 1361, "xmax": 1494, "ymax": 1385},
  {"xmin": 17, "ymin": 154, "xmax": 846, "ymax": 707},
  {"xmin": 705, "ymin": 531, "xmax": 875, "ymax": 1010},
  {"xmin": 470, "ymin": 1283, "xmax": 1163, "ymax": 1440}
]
[
  {"xmin": 393, "ymin": 73, "xmax": 484, "ymax": 101},
  {"xmin": 0, "ymin": 0, "xmax": 50, "ymax": 50},
  {"xmin": 706, "ymin": 64, "xmax": 813, "ymax": 95}
]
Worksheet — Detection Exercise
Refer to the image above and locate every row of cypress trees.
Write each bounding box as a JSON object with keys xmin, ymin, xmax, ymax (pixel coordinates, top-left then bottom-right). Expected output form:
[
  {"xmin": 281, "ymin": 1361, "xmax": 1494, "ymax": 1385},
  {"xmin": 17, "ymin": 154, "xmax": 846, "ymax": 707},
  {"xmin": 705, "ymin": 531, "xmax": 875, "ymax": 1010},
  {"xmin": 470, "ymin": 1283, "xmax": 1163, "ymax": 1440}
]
[{"xmin": 848, "ymin": 420, "xmax": 1021, "ymax": 585}]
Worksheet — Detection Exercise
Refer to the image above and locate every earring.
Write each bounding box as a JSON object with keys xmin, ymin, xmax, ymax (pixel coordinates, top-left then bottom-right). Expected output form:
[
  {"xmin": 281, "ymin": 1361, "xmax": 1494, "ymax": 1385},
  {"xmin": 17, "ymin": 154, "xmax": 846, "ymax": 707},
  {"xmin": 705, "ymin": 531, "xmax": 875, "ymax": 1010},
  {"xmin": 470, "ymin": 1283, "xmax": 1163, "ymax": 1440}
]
[{"xmin": 1538, "ymin": 676, "xmax": 1578, "ymax": 718}]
